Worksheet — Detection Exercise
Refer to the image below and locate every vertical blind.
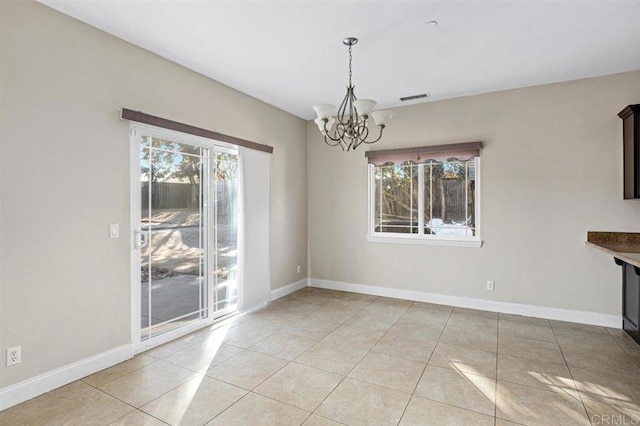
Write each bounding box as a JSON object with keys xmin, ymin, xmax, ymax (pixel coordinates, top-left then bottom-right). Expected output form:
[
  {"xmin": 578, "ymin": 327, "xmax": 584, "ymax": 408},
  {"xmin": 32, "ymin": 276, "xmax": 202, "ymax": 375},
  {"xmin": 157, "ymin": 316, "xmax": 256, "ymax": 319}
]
[{"xmin": 237, "ymin": 147, "xmax": 271, "ymax": 310}]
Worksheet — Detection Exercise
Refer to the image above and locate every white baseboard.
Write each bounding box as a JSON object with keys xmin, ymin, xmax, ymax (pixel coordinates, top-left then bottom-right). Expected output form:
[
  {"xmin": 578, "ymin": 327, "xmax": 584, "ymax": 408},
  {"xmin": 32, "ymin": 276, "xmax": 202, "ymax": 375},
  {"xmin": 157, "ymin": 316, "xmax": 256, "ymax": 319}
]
[
  {"xmin": 309, "ymin": 278, "xmax": 621, "ymax": 328},
  {"xmin": 270, "ymin": 278, "xmax": 309, "ymax": 301},
  {"xmin": 0, "ymin": 344, "xmax": 133, "ymax": 411}
]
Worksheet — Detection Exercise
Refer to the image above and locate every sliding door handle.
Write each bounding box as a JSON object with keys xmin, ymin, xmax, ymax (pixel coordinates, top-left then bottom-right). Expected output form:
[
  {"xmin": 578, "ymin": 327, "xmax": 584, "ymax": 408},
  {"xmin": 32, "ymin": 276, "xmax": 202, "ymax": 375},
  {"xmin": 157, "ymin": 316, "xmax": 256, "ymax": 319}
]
[{"xmin": 134, "ymin": 229, "xmax": 149, "ymax": 249}]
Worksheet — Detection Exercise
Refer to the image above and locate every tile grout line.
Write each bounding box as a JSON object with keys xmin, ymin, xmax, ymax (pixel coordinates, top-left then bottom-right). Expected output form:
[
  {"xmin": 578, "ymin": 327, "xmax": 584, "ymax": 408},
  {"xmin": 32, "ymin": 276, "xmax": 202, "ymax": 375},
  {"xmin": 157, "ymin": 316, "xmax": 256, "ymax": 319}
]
[
  {"xmin": 262, "ymin": 291, "xmax": 377, "ymax": 365},
  {"xmin": 245, "ymin": 298, "xmax": 351, "ymax": 363},
  {"xmin": 242, "ymin": 291, "xmax": 371, "ymax": 351},
  {"xmin": 90, "ymin": 385, "xmax": 171, "ymax": 426},
  {"xmin": 229, "ymin": 296, "xmax": 327, "ymax": 348},
  {"xmin": 107, "ymin": 408, "xmax": 171, "ymax": 426},
  {"xmin": 493, "ymin": 313, "xmax": 532, "ymax": 425},
  {"xmin": 396, "ymin": 302, "xmax": 455, "ymax": 426},
  {"xmin": 97, "ymin": 370, "xmax": 209, "ymax": 420},
  {"xmin": 202, "ymin": 390, "xmax": 320, "ymax": 425},
  {"xmin": 548, "ymin": 324, "xmax": 593, "ymax": 425},
  {"xmin": 80, "ymin": 356, "xmax": 160, "ymax": 389},
  {"xmin": 608, "ymin": 326, "xmax": 640, "ymax": 362},
  {"xmin": 206, "ymin": 349, "xmax": 284, "ymax": 392},
  {"xmin": 495, "ymin": 324, "xmax": 561, "ymax": 344},
  {"xmin": 41, "ymin": 380, "xmax": 149, "ymax": 425}
]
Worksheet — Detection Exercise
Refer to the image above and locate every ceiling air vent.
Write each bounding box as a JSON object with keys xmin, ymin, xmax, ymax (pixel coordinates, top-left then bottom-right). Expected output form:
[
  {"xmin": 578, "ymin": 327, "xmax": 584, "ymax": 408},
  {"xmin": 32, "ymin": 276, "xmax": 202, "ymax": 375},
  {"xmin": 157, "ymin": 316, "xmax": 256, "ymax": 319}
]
[{"xmin": 400, "ymin": 93, "xmax": 430, "ymax": 102}]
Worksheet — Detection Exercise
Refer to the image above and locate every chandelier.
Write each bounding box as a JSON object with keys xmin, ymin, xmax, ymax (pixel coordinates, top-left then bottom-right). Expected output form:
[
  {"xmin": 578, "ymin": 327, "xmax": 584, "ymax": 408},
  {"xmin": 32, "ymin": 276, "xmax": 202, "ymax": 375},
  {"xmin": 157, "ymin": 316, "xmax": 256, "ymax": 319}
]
[{"xmin": 313, "ymin": 37, "xmax": 393, "ymax": 151}]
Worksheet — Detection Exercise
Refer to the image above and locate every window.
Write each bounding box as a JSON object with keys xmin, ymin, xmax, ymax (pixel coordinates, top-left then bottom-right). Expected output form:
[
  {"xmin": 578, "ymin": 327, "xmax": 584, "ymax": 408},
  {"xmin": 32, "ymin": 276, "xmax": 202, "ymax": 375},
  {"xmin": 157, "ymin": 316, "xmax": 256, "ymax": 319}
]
[{"xmin": 367, "ymin": 142, "xmax": 482, "ymax": 247}]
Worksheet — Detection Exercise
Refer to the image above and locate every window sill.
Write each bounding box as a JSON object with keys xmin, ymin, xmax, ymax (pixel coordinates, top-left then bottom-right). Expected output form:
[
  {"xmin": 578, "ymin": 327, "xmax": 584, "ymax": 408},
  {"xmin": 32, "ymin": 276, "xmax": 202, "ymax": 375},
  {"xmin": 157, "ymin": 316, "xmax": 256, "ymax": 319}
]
[{"xmin": 367, "ymin": 234, "xmax": 483, "ymax": 248}]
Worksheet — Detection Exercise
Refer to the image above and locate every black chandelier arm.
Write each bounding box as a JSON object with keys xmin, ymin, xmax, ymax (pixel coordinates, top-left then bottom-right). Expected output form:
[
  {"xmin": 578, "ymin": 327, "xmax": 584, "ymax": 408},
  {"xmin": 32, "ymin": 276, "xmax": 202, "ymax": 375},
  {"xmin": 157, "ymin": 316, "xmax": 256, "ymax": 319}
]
[
  {"xmin": 322, "ymin": 134, "xmax": 342, "ymax": 146},
  {"xmin": 321, "ymin": 120, "xmax": 349, "ymax": 152},
  {"xmin": 348, "ymin": 90, "xmax": 358, "ymax": 127},
  {"xmin": 321, "ymin": 127, "xmax": 346, "ymax": 150},
  {"xmin": 357, "ymin": 120, "xmax": 369, "ymax": 139},
  {"xmin": 360, "ymin": 125, "xmax": 385, "ymax": 144},
  {"xmin": 337, "ymin": 86, "xmax": 357, "ymax": 127},
  {"xmin": 336, "ymin": 89, "xmax": 348, "ymax": 125},
  {"xmin": 336, "ymin": 122, "xmax": 347, "ymax": 140},
  {"xmin": 321, "ymin": 120, "xmax": 342, "ymax": 143},
  {"xmin": 322, "ymin": 133, "xmax": 346, "ymax": 149}
]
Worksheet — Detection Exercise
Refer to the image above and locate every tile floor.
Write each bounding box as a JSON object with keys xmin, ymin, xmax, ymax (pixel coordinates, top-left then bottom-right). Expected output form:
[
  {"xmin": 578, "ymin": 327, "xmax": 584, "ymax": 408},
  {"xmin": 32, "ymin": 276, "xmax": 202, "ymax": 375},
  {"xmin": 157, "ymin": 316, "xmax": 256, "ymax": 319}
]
[{"xmin": 2, "ymin": 288, "xmax": 640, "ymax": 425}]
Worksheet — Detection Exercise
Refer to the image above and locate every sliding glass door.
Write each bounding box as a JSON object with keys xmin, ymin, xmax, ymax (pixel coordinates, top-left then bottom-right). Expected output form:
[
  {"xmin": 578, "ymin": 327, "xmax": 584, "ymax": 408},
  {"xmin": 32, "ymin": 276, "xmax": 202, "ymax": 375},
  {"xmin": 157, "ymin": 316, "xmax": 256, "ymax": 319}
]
[{"xmin": 133, "ymin": 128, "xmax": 238, "ymax": 343}]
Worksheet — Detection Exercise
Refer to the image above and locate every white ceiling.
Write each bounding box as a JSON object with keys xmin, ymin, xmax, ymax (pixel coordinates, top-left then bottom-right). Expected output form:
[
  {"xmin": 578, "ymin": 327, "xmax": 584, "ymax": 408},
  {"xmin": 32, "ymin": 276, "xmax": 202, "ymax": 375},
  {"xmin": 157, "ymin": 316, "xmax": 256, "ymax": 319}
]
[{"xmin": 38, "ymin": 0, "xmax": 640, "ymax": 120}]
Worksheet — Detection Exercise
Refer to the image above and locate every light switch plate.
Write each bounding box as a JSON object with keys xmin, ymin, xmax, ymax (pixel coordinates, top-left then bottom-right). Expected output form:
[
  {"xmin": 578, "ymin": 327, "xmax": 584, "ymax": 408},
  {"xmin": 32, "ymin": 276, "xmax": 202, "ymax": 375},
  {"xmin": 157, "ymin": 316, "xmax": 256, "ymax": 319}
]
[{"xmin": 109, "ymin": 224, "xmax": 119, "ymax": 238}]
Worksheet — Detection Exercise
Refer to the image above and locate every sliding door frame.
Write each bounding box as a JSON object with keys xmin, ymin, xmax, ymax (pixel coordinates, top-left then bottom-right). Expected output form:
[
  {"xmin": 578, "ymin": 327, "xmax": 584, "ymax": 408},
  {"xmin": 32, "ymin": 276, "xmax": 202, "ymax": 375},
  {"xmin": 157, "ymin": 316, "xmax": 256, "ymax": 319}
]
[{"xmin": 129, "ymin": 122, "xmax": 239, "ymax": 354}]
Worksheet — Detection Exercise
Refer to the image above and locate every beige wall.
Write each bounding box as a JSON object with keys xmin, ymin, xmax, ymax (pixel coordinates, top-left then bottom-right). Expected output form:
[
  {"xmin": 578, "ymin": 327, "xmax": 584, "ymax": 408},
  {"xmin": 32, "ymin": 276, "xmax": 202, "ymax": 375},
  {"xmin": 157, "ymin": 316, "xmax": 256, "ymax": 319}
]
[
  {"xmin": 0, "ymin": 0, "xmax": 307, "ymax": 387},
  {"xmin": 308, "ymin": 71, "xmax": 640, "ymax": 316}
]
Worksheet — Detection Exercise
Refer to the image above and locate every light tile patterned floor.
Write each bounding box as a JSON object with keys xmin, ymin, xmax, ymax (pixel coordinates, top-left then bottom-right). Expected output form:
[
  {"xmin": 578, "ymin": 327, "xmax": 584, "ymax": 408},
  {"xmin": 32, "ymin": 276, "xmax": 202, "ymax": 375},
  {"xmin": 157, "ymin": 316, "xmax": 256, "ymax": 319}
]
[{"xmin": 2, "ymin": 288, "xmax": 640, "ymax": 425}]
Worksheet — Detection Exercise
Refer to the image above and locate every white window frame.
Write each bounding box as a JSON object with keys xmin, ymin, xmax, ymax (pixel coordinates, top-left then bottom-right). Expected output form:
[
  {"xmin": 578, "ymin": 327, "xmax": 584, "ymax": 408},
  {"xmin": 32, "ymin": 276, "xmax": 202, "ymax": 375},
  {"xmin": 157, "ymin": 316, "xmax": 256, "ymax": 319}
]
[{"xmin": 367, "ymin": 158, "xmax": 482, "ymax": 248}]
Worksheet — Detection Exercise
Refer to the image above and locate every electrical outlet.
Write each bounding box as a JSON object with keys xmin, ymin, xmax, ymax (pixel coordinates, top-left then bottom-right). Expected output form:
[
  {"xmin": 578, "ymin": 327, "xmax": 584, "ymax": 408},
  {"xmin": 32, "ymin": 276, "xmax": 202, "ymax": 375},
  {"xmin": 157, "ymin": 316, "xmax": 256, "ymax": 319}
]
[
  {"xmin": 296, "ymin": 265, "xmax": 301, "ymax": 274},
  {"xmin": 6, "ymin": 346, "xmax": 21, "ymax": 366},
  {"xmin": 487, "ymin": 281, "xmax": 495, "ymax": 291}
]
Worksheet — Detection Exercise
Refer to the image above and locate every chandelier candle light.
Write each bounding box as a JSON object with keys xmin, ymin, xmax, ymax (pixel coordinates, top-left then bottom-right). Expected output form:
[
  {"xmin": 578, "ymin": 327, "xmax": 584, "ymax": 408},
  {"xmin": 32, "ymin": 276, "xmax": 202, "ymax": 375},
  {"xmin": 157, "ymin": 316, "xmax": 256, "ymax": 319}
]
[{"xmin": 313, "ymin": 37, "xmax": 393, "ymax": 151}]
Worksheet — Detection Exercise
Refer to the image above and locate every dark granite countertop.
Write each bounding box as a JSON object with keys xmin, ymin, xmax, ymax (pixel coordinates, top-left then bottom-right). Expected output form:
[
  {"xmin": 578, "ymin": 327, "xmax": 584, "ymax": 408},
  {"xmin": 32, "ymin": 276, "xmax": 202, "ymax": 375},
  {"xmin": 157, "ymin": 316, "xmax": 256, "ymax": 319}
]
[{"xmin": 586, "ymin": 232, "xmax": 640, "ymax": 268}]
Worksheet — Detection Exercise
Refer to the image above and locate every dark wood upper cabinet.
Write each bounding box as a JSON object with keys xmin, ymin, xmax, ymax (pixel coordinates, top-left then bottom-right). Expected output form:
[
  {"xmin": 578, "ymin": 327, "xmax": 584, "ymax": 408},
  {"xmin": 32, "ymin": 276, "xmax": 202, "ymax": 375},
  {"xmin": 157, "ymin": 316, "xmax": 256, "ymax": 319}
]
[{"xmin": 619, "ymin": 104, "xmax": 640, "ymax": 199}]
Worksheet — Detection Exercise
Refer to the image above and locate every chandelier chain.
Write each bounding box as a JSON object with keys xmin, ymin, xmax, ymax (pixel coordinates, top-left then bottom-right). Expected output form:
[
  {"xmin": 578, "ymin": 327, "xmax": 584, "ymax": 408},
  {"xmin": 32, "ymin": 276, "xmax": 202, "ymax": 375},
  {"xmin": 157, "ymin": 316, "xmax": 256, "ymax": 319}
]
[{"xmin": 348, "ymin": 44, "xmax": 352, "ymax": 87}]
